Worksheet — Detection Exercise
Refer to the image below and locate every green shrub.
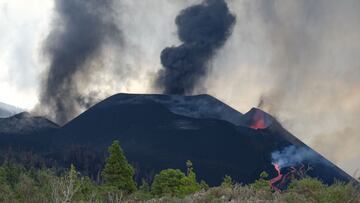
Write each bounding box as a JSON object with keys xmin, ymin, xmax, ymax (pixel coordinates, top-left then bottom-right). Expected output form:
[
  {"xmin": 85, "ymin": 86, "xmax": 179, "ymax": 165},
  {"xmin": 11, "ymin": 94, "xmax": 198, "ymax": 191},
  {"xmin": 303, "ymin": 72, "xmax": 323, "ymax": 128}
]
[
  {"xmin": 139, "ymin": 178, "xmax": 151, "ymax": 193},
  {"xmin": 13, "ymin": 174, "xmax": 47, "ymax": 203},
  {"xmin": 151, "ymin": 169, "xmax": 187, "ymax": 197},
  {"xmin": 200, "ymin": 180, "xmax": 209, "ymax": 190},
  {"xmin": 250, "ymin": 171, "xmax": 271, "ymax": 191},
  {"xmin": 1, "ymin": 162, "xmax": 24, "ymax": 188},
  {"xmin": 249, "ymin": 171, "xmax": 277, "ymax": 201},
  {"xmin": 321, "ymin": 181, "xmax": 350, "ymax": 203},
  {"xmin": 0, "ymin": 182, "xmax": 14, "ymax": 202},
  {"xmin": 286, "ymin": 177, "xmax": 326, "ymax": 202},
  {"xmin": 75, "ymin": 175, "xmax": 99, "ymax": 202},
  {"xmin": 221, "ymin": 175, "xmax": 233, "ymax": 188},
  {"xmin": 132, "ymin": 179, "xmax": 153, "ymax": 201},
  {"xmin": 151, "ymin": 162, "xmax": 202, "ymax": 198}
]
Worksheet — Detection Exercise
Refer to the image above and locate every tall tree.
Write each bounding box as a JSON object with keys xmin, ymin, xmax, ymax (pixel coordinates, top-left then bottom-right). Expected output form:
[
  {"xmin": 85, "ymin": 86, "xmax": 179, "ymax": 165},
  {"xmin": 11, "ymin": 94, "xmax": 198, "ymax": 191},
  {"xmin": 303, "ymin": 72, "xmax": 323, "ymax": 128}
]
[{"xmin": 101, "ymin": 140, "xmax": 136, "ymax": 193}]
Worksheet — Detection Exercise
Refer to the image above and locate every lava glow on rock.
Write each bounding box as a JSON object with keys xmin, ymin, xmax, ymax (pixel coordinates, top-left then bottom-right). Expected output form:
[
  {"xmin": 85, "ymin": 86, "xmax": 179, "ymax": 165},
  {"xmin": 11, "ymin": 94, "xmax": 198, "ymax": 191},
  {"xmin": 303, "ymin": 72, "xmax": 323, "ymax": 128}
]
[
  {"xmin": 269, "ymin": 163, "xmax": 307, "ymax": 191},
  {"xmin": 249, "ymin": 110, "xmax": 267, "ymax": 129}
]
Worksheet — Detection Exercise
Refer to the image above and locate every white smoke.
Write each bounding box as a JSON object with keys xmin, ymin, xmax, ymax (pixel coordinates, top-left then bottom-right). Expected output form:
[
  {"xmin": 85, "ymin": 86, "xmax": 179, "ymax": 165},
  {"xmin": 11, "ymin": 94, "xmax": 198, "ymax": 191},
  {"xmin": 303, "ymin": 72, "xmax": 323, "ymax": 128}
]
[
  {"xmin": 0, "ymin": 0, "xmax": 53, "ymax": 109},
  {"xmin": 271, "ymin": 145, "xmax": 317, "ymax": 169}
]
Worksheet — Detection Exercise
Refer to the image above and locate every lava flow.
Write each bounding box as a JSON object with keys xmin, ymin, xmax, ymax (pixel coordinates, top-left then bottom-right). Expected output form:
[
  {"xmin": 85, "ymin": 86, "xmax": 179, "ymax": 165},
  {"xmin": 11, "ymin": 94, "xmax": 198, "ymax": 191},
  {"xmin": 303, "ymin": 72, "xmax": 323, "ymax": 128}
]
[
  {"xmin": 249, "ymin": 110, "xmax": 267, "ymax": 129},
  {"xmin": 269, "ymin": 163, "xmax": 283, "ymax": 191},
  {"xmin": 269, "ymin": 163, "xmax": 307, "ymax": 191}
]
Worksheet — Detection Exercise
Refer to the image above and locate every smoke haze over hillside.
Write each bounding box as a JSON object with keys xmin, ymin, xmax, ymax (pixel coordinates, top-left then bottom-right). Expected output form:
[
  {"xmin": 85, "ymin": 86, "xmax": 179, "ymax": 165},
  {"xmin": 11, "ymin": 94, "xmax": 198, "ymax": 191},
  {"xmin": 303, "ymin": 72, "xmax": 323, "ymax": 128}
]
[{"xmin": 0, "ymin": 0, "xmax": 359, "ymax": 176}]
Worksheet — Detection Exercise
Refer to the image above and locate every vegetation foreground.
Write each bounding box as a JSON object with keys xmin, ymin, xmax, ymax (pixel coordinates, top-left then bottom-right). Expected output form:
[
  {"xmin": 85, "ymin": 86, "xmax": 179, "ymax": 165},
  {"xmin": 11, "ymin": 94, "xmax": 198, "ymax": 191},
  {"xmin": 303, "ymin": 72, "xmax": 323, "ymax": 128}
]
[{"xmin": 0, "ymin": 141, "xmax": 359, "ymax": 203}]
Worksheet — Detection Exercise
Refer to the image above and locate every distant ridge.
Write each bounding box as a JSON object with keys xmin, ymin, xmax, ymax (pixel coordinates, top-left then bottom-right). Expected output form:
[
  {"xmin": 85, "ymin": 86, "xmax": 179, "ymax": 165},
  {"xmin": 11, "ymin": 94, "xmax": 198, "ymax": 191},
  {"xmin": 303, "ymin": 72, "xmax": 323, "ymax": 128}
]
[
  {"xmin": 0, "ymin": 112, "xmax": 59, "ymax": 135},
  {"xmin": 0, "ymin": 102, "xmax": 23, "ymax": 118}
]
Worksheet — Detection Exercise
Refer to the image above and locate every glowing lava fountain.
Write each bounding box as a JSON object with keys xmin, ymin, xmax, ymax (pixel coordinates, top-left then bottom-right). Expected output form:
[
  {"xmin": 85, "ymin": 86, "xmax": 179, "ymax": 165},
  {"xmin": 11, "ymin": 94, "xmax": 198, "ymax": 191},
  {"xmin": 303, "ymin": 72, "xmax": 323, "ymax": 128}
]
[{"xmin": 249, "ymin": 110, "xmax": 267, "ymax": 129}]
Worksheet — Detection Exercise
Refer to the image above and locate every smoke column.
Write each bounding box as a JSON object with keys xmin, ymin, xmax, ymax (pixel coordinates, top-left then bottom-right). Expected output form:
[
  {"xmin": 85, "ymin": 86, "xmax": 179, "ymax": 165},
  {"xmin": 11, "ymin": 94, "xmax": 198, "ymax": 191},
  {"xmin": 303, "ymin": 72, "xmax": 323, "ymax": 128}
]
[
  {"xmin": 39, "ymin": 0, "xmax": 120, "ymax": 124},
  {"xmin": 156, "ymin": 0, "xmax": 235, "ymax": 95}
]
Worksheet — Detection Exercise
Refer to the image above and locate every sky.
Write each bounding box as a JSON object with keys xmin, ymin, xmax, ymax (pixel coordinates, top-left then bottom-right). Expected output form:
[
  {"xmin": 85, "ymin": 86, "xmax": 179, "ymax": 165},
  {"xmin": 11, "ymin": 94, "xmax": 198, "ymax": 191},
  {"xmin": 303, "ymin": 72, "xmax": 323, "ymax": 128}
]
[
  {"xmin": 0, "ymin": 0, "xmax": 53, "ymax": 109},
  {"xmin": 0, "ymin": 0, "xmax": 359, "ymax": 177}
]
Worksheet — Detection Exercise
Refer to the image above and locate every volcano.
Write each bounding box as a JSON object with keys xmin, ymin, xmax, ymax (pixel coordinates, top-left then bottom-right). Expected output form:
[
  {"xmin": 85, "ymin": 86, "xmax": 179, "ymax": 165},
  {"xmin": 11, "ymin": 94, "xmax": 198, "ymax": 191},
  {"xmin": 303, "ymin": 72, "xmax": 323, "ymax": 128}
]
[{"xmin": 0, "ymin": 93, "xmax": 355, "ymax": 186}]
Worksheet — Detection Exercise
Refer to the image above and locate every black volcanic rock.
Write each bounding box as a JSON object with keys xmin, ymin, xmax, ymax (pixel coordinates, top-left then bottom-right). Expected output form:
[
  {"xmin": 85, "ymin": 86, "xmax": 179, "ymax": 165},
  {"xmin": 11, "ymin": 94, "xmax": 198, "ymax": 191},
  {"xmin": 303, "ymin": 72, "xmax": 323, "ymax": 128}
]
[
  {"xmin": 0, "ymin": 94, "xmax": 355, "ymax": 186},
  {"xmin": 96, "ymin": 93, "xmax": 244, "ymax": 125},
  {"xmin": 0, "ymin": 112, "xmax": 59, "ymax": 158}
]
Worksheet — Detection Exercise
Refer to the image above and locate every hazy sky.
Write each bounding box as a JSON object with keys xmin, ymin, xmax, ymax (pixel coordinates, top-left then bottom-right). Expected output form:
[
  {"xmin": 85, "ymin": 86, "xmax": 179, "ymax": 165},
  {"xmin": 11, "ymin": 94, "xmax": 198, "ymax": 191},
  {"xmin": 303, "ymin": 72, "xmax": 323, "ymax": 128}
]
[
  {"xmin": 0, "ymin": 0, "xmax": 53, "ymax": 109},
  {"xmin": 0, "ymin": 0, "xmax": 359, "ymax": 177}
]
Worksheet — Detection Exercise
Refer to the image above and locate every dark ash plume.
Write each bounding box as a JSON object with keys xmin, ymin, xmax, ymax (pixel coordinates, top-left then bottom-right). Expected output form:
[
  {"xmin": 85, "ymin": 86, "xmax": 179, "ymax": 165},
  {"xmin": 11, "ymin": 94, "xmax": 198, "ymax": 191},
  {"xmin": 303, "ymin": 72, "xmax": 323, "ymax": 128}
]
[
  {"xmin": 257, "ymin": 96, "xmax": 265, "ymax": 109},
  {"xmin": 156, "ymin": 0, "xmax": 236, "ymax": 95},
  {"xmin": 40, "ymin": 0, "xmax": 120, "ymax": 124}
]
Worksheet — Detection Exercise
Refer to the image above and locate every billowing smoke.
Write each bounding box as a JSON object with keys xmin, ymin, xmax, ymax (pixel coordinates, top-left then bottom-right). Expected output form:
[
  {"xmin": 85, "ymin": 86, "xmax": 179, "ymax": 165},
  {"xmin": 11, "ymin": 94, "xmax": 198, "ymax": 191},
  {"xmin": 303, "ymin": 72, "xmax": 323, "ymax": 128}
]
[
  {"xmin": 39, "ymin": 0, "xmax": 120, "ymax": 124},
  {"xmin": 271, "ymin": 145, "xmax": 317, "ymax": 169},
  {"xmin": 156, "ymin": 0, "xmax": 235, "ymax": 95},
  {"xmin": 204, "ymin": 0, "xmax": 360, "ymax": 176}
]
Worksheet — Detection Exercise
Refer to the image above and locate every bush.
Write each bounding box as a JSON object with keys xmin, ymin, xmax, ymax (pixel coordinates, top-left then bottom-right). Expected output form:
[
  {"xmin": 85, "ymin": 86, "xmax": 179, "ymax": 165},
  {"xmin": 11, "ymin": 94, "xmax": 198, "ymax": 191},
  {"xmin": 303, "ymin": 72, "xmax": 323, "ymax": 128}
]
[
  {"xmin": 50, "ymin": 164, "xmax": 83, "ymax": 203},
  {"xmin": 0, "ymin": 162, "xmax": 24, "ymax": 188},
  {"xmin": 200, "ymin": 180, "xmax": 209, "ymax": 190},
  {"xmin": 14, "ymin": 174, "xmax": 48, "ymax": 203},
  {"xmin": 322, "ymin": 182, "xmax": 351, "ymax": 203},
  {"xmin": 151, "ymin": 163, "xmax": 202, "ymax": 198},
  {"xmin": 132, "ymin": 179, "xmax": 153, "ymax": 201},
  {"xmin": 250, "ymin": 171, "xmax": 271, "ymax": 191},
  {"xmin": 221, "ymin": 175, "xmax": 234, "ymax": 188},
  {"xmin": 285, "ymin": 177, "xmax": 327, "ymax": 202},
  {"xmin": 0, "ymin": 182, "xmax": 14, "ymax": 202},
  {"xmin": 151, "ymin": 169, "xmax": 187, "ymax": 197}
]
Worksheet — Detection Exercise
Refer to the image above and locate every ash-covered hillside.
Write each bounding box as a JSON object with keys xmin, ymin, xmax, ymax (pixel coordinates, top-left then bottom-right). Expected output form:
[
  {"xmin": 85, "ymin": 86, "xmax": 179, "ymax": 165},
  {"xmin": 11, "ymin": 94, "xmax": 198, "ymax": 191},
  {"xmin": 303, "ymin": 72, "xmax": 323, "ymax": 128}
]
[{"xmin": 0, "ymin": 93, "xmax": 355, "ymax": 186}]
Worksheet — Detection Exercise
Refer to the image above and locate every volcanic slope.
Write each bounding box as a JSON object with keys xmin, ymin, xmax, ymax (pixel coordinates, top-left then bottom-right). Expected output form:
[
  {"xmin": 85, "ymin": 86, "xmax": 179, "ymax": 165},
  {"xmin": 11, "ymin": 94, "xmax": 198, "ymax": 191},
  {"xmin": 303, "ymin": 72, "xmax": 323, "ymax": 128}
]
[{"xmin": 45, "ymin": 93, "xmax": 353, "ymax": 185}]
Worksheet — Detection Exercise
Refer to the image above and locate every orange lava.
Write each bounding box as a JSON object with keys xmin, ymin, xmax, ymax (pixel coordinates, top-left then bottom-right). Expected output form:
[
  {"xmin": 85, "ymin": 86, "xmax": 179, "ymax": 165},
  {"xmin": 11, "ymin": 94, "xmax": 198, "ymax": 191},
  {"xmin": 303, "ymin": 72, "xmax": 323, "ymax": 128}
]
[
  {"xmin": 249, "ymin": 110, "xmax": 267, "ymax": 129},
  {"xmin": 269, "ymin": 163, "xmax": 283, "ymax": 191}
]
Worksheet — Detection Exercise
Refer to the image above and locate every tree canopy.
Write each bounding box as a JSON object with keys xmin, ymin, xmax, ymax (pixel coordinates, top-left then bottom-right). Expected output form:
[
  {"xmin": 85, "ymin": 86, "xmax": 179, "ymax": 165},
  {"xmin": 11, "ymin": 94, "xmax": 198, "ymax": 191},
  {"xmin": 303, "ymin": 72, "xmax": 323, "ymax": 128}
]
[{"xmin": 101, "ymin": 140, "xmax": 136, "ymax": 193}]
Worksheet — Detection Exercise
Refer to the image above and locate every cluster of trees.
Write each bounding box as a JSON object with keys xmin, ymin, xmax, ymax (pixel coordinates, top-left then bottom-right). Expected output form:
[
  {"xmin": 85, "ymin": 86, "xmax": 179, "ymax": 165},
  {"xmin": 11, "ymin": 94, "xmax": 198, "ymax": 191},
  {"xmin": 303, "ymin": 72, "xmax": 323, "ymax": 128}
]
[
  {"xmin": 0, "ymin": 140, "xmax": 207, "ymax": 202},
  {"xmin": 0, "ymin": 140, "xmax": 359, "ymax": 203}
]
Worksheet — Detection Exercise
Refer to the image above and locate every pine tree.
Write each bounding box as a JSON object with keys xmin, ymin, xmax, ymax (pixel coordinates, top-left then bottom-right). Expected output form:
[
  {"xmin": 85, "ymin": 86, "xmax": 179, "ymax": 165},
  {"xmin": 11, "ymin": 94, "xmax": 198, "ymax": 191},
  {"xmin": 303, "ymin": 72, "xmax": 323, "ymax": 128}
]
[{"xmin": 101, "ymin": 140, "xmax": 136, "ymax": 193}]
